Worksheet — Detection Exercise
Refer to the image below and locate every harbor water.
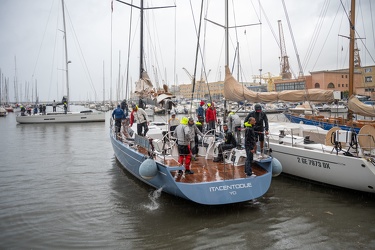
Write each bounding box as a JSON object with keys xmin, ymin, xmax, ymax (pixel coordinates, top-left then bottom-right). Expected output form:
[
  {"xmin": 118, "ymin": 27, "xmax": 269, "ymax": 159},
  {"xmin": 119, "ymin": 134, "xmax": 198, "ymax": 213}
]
[{"xmin": 1, "ymin": 109, "xmax": 374, "ymax": 249}]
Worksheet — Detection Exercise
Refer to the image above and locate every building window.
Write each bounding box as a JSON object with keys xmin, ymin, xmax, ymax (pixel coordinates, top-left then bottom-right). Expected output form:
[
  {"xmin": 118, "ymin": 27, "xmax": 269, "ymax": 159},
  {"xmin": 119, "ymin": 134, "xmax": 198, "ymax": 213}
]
[
  {"xmin": 338, "ymin": 84, "xmax": 340, "ymax": 87},
  {"xmin": 365, "ymin": 68, "xmax": 372, "ymax": 73},
  {"xmin": 275, "ymin": 81, "xmax": 305, "ymax": 91},
  {"xmin": 327, "ymin": 82, "xmax": 335, "ymax": 88},
  {"xmin": 346, "ymin": 75, "xmax": 348, "ymax": 78},
  {"xmin": 346, "ymin": 84, "xmax": 348, "ymax": 87},
  {"xmin": 365, "ymin": 76, "xmax": 373, "ymax": 83},
  {"xmin": 342, "ymin": 75, "xmax": 344, "ymax": 78},
  {"xmin": 314, "ymin": 82, "xmax": 320, "ymax": 88}
]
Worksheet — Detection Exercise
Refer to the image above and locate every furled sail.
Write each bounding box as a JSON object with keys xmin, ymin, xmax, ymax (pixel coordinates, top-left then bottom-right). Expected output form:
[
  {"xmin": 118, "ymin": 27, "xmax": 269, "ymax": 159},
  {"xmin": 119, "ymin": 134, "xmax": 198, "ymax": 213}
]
[
  {"xmin": 347, "ymin": 95, "xmax": 375, "ymax": 117},
  {"xmin": 223, "ymin": 66, "xmax": 335, "ymax": 103},
  {"xmin": 135, "ymin": 71, "xmax": 154, "ymax": 98},
  {"xmin": 135, "ymin": 70, "xmax": 174, "ymax": 102}
]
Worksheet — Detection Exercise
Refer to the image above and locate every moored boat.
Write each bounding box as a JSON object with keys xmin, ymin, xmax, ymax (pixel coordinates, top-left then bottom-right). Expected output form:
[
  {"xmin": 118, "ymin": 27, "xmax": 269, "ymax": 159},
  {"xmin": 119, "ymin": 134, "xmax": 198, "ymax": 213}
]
[
  {"xmin": 0, "ymin": 107, "xmax": 7, "ymax": 117},
  {"xmin": 15, "ymin": 0, "xmax": 105, "ymax": 124},
  {"xmin": 267, "ymin": 122, "xmax": 375, "ymax": 193},
  {"xmin": 110, "ymin": 0, "xmax": 278, "ymax": 205}
]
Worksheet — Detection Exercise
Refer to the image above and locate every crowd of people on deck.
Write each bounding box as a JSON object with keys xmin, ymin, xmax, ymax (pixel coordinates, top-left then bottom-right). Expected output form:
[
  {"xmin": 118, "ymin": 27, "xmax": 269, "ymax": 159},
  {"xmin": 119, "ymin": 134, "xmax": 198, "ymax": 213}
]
[
  {"xmin": 19, "ymin": 98, "xmax": 68, "ymax": 116},
  {"xmin": 112, "ymin": 98, "xmax": 269, "ymax": 177}
]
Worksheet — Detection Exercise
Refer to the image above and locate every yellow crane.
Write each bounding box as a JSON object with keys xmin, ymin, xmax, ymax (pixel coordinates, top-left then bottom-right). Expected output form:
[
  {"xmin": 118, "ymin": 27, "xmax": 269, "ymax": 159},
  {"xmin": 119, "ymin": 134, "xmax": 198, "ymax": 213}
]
[{"xmin": 252, "ymin": 72, "xmax": 281, "ymax": 92}]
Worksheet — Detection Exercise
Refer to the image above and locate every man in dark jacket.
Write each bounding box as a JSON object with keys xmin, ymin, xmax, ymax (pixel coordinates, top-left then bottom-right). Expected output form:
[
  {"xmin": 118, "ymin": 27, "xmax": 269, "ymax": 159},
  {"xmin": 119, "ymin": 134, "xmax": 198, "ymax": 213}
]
[
  {"xmin": 120, "ymin": 99, "xmax": 129, "ymax": 117},
  {"xmin": 244, "ymin": 117, "xmax": 257, "ymax": 177},
  {"xmin": 213, "ymin": 124, "xmax": 237, "ymax": 162},
  {"xmin": 244, "ymin": 103, "xmax": 269, "ymax": 153},
  {"xmin": 196, "ymin": 100, "xmax": 205, "ymax": 132},
  {"xmin": 112, "ymin": 104, "xmax": 125, "ymax": 136}
]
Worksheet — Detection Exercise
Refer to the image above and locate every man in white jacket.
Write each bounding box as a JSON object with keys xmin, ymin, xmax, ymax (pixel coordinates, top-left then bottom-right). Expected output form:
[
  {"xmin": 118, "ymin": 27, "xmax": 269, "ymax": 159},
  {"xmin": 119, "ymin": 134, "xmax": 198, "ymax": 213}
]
[{"xmin": 130, "ymin": 104, "xmax": 149, "ymax": 136}]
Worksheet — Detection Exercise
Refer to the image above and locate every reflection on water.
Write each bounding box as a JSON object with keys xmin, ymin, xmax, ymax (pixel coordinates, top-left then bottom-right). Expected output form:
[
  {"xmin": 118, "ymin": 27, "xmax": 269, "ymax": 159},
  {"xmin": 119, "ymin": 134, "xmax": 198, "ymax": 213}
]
[{"xmin": 1, "ymin": 111, "xmax": 374, "ymax": 249}]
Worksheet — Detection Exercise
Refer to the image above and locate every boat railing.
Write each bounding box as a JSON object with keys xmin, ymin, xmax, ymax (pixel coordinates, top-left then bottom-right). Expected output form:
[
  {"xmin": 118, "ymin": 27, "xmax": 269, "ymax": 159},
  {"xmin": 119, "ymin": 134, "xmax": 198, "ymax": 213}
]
[{"xmin": 357, "ymin": 133, "xmax": 375, "ymax": 156}]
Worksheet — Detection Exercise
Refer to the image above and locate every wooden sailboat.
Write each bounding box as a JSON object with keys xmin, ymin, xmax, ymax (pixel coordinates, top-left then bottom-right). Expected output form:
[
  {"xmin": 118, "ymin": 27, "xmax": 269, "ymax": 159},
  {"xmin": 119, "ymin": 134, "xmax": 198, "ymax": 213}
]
[
  {"xmin": 16, "ymin": 0, "xmax": 105, "ymax": 124},
  {"xmin": 110, "ymin": 0, "xmax": 277, "ymax": 205}
]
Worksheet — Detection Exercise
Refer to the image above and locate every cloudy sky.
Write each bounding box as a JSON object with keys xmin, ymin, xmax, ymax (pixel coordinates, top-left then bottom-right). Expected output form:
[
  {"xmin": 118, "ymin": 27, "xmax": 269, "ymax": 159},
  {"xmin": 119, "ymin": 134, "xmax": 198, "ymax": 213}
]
[{"xmin": 0, "ymin": 0, "xmax": 374, "ymax": 103}]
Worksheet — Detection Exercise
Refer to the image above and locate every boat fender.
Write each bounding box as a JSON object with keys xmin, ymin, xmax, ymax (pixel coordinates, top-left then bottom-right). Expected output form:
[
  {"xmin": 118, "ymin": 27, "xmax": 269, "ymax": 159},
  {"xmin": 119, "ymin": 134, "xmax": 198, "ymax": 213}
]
[
  {"xmin": 271, "ymin": 158, "xmax": 282, "ymax": 177},
  {"xmin": 139, "ymin": 159, "xmax": 158, "ymax": 180}
]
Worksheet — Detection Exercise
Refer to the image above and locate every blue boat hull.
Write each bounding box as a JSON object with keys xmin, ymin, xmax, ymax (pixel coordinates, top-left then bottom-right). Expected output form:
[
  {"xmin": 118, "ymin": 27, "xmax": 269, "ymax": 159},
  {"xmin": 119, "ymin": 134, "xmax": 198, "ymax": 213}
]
[{"xmin": 110, "ymin": 133, "xmax": 273, "ymax": 205}]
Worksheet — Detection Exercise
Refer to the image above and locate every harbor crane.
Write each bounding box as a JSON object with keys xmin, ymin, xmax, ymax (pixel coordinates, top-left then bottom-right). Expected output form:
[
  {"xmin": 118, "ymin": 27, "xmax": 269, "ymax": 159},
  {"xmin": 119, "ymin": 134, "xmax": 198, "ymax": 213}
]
[{"xmin": 278, "ymin": 20, "xmax": 292, "ymax": 80}]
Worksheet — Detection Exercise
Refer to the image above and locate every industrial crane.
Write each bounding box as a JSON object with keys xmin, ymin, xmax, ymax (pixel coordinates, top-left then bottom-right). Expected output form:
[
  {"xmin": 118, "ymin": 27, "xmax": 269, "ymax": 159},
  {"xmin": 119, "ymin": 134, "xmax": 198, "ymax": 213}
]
[
  {"xmin": 278, "ymin": 20, "xmax": 292, "ymax": 80},
  {"xmin": 182, "ymin": 67, "xmax": 193, "ymax": 81}
]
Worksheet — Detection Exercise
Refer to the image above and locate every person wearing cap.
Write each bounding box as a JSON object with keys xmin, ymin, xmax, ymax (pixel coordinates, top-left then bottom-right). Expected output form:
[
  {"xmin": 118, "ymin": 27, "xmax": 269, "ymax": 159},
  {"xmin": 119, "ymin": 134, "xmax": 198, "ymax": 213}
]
[
  {"xmin": 130, "ymin": 104, "xmax": 149, "ymax": 136},
  {"xmin": 244, "ymin": 103, "xmax": 269, "ymax": 153},
  {"xmin": 120, "ymin": 99, "xmax": 129, "ymax": 117},
  {"xmin": 168, "ymin": 111, "xmax": 179, "ymax": 132},
  {"xmin": 244, "ymin": 117, "xmax": 257, "ymax": 177},
  {"xmin": 112, "ymin": 104, "xmax": 125, "ymax": 137},
  {"xmin": 188, "ymin": 117, "xmax": 204, "ymax": 159},
  {"xmin": 173, "ymin": 117, "xmax": 194, "ymax": 174},
  {"xmin": 196, "ymin": 100, "xmax": 205, "ymax": 131},
  {"xmin": 227, "ymin": 111, "xmax": 242, "ymax": 146},
  {"xmin": 213, "ymin": 124, "xmax": 237, "ymax": 162},
  {"xmin": 205, "ymin": 102, "xmax": 217, "ymax": 134}
]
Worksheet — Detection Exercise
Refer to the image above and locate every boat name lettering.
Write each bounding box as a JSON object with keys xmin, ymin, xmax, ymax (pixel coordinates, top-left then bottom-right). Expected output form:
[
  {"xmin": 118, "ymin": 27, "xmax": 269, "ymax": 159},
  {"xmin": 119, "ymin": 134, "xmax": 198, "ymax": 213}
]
[
  {"xmin": 297, "ymin": 157, "xmax": 330, "ymax": 169},
  {"xmin": 209, "ymin": 183, "xmax": 252, "ymax": 192}
]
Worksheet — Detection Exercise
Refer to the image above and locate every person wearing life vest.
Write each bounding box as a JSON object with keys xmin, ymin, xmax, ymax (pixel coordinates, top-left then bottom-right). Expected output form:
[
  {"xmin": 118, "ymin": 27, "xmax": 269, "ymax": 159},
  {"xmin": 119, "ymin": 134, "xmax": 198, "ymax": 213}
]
[
  {"xmin": 244, "ymin": 117, "xmax": 257, "ymax": 177},
  {"xmin": 213, "ymin": 124, "xmax": 237, "ymax": 162},
  {"xmin": 173, "ymin": 117, "xmax": 194, "ymax": 174},
  {"xmin": 244, "ymin": 103, "xmax": 269, "ymax": 154},
  {"xmin": 20, "ymin": 105, "xmax": 26, "ymax": 116},
  {"xmin": 188, "ymin": 117, "xmax": 204, "ymax": 158},
  {"xmin": 196, "ymin": 100, "xmax": 205, "ymax": 130},
  {"xmin": 63, "ymin": 102, "xmax": 67, "ymax": 114},
  {"xmin": 195, "ymin": 120, "xmax": 203, "ymax": 133}
]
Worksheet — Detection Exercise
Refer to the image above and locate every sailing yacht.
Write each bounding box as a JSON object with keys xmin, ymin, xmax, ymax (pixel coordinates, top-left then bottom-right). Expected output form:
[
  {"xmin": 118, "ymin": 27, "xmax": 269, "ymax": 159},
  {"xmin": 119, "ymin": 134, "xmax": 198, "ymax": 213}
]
[
  {"xmin": 110, "ymin": 0, "xmax": 277, "ymax": 205},
  {"xmin": 16, "ymin": 0, "xmax": 104, "ymax": 124}
]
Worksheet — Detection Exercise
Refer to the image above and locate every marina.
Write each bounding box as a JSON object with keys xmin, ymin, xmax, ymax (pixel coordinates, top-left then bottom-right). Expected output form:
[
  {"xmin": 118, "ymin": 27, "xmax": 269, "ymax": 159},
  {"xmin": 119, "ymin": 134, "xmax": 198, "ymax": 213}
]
[
  {"xmin": 1, "ymin": 0, "xmax": 375, "ymax": 248},
  {"xmin": 1, "ymin": 111, "xmax": 374, "ymax": 249}
]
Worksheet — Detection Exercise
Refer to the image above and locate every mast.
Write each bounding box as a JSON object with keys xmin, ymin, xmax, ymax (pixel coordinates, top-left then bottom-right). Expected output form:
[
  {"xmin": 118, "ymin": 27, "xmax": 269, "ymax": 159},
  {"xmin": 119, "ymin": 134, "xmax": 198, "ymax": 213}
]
[
  {"xmin": 61, "ymin": 0, "xmax": 70, "ymax": 111},
  {"xmin": 103, "ymin": 61, "xmax": 105, "ymax": 105},
  {"xmin": 348, "ymin": 0, "xmax": 355, "ymax": 120},
  {"xmin": 223, "ymin": 0, "xmax": 229, "ymax": 123},
  {"xmin": 139, "ymin": 0, "xmax": 144, "ymax": 79}
]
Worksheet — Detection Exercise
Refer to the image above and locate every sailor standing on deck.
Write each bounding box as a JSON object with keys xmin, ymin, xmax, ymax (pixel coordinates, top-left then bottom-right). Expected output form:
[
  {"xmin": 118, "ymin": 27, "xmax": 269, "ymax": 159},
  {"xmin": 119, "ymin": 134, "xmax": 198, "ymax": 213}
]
[
  {"xmin": 244, "ymin": 117, "xmax": 257, "ymax": 177},
  {"xmin": 188, "ymin": 117, "xmax": 204, "ymax": 159},
  {"xmin": 173, "ymin": 117, "xmax": 194, "ymax": 175},
  {"xmin": 244, "ymin": 104, "xmax": 269, "ymax": 154},
  {"xmin": 112, "ymin": 104, "xmax": 125, "ymax": 136},
  {"xmin": 52, "ymin": 100, "xmax": 57, "ymax": 112},
  {"xmin": 168, "ymin": 111, "xmax": 180, "ymax": 132},
  {"xmin": 130, "ymin": 104, "xmax": 149, "ymax": 136}
]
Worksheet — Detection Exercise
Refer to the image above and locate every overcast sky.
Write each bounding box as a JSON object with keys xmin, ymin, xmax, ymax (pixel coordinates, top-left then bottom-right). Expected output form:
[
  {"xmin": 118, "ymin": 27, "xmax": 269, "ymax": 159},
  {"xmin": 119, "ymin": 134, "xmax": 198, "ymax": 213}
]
[{"xmin": 0, "ymin": 0, "xmax": 374, "ymax": 103}]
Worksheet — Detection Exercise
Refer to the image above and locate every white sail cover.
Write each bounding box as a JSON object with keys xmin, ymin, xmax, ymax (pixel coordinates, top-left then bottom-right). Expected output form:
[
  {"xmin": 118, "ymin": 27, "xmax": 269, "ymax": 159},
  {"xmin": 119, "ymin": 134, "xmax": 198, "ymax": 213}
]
[
  {"xmin": 223, "ymin": 66, "xmax": 335, "ymax": 103},
  {"xmin": 348, "ymin": 95, "xmax": 375, "ymax": 117}
]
